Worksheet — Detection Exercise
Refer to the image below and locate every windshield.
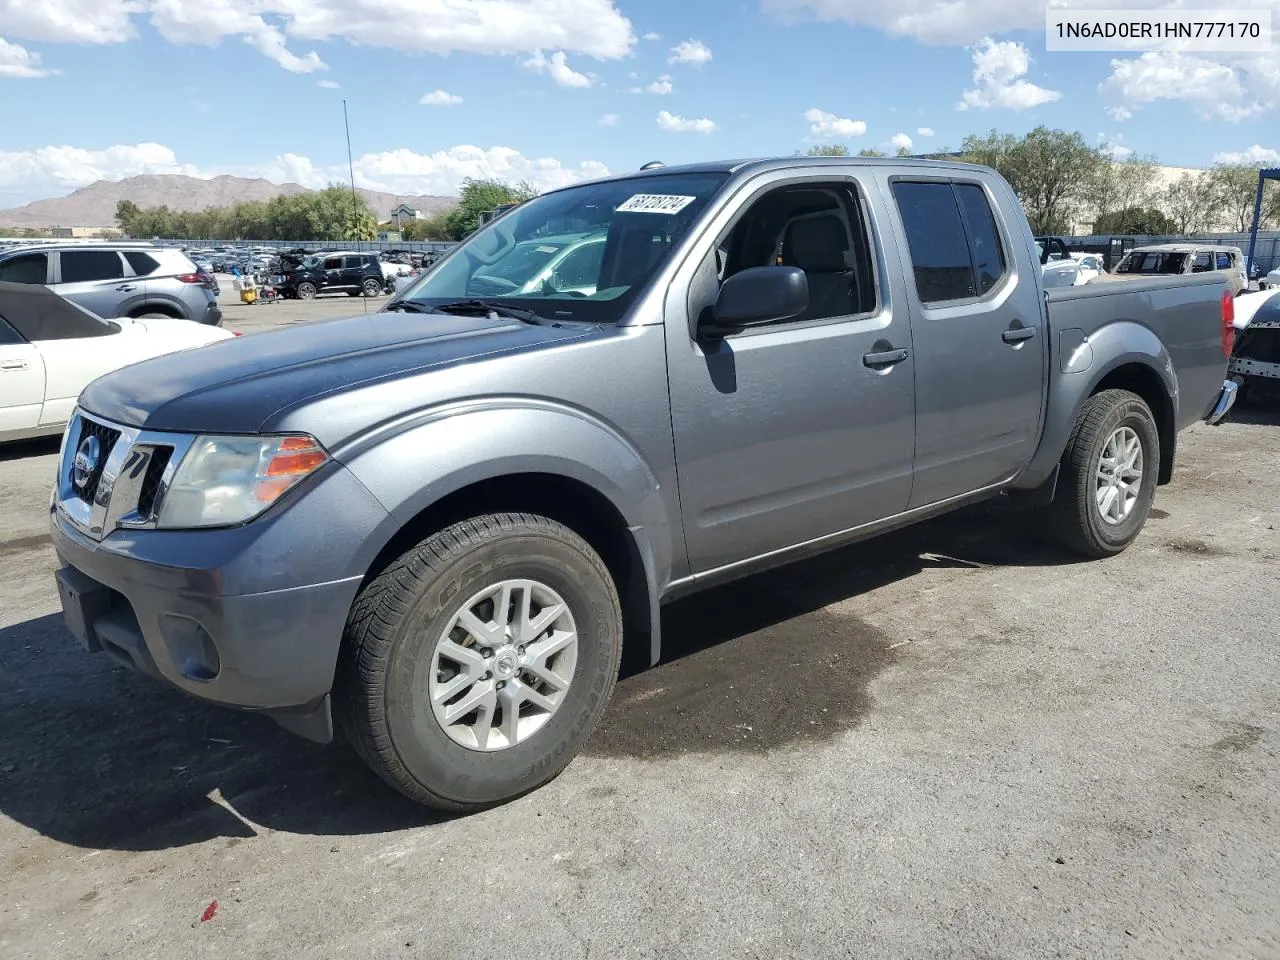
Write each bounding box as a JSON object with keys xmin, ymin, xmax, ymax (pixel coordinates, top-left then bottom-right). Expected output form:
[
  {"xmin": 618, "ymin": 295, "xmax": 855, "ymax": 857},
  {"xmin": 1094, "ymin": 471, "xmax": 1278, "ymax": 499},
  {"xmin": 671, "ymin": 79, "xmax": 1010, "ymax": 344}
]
[
  {"xmin": 1116, "ymin": 251, "xmax": 1188, "ymax": 274},
  {"xmin": 299, "ymin": 256, "xmax": 322, "ymax": 270},
  {"xmin": 392, "ymin": 172, "xmax": 728, "ymax": 323}
]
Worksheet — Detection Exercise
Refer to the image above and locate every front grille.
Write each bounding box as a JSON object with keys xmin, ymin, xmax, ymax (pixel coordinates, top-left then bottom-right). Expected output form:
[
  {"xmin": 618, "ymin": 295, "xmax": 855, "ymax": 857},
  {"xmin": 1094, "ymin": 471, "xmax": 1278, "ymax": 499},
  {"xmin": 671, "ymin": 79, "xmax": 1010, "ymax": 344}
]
[
  {"xmin": 72, "ymin": 419, "xmax": 122, "ymax": 505},
  {"xmin": 136, "ymin": 447, "xmax": 172, "ymax": 518}
]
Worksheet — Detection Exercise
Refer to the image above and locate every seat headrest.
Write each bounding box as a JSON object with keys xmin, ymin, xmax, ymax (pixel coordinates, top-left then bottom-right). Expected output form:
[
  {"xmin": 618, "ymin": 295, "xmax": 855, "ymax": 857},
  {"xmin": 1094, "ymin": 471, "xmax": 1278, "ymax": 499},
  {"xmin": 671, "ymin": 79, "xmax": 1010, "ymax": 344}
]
[{"xmin": 782, "ymin": 215, "xmax": 848, "ymax": 273}]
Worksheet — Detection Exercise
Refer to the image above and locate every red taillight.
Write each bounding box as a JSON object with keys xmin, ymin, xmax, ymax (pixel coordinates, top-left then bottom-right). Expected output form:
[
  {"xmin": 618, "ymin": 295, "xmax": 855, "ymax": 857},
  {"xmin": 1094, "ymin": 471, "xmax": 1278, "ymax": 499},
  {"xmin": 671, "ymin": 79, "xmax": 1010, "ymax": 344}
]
[
  {"xmin": 1221, "ymin": 290, "xmax": 1235, "ymax": 359},
  {"xmin": 232, "ymin": 331, "xmax": 242, "ymax": 336},
  {"xmin": 177, "ymin": 273, "xmax": 212, "ymax": 285}
]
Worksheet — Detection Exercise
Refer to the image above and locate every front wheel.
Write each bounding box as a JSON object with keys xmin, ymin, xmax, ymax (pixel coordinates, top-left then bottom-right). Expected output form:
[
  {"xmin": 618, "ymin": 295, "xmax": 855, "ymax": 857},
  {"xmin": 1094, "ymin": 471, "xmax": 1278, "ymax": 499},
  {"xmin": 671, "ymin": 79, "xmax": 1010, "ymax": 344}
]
[
  {"xmin": 335, "ymin": 513, "xmax": 623, "ymax": 811},
  {"xmin": 1043, "ymin": 389, "xmax": 1160, "ymax": 558}
]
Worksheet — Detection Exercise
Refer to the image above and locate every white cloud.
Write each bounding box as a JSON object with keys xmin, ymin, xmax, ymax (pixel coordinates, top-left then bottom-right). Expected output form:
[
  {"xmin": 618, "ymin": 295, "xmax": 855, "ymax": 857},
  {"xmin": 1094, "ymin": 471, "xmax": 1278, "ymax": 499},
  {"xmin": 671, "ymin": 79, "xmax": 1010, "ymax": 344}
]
[
  {"xmin": 668, "ymin": 39, "xmax": 712, "ymax": 66},
  {"xmin": 420, "ymin": 89, "xmax": 463, "ymax": 105},
  {"xmin": 598, "ymin": 113, "xmax": 620, "ymax": 125},
  {"xmin": 917, "ymin": 126, "xmax": 935, "ymax": 137},
  {"xmin": 0, "ymin": 0, "xmax": 635, "ymax": 72},
  {"xmin": 317, "ymin": 79, "xmax": 339, "ymax": 89},
  {"xmin": 1213, "ymin": 145, "xmax": 1280, "ymax": 165},
  {"xmin": 657, "ymin": 110, "xmax": 716, "ymax": 133},
  {"xmin": 0, "ymin": 36, "xmax": 56, "ymax": 77},
  {"xmin": 958, "ymin": 37, "xmax": 1060, "ymax": 111},
  {"xmin": 804, "ymin": 107, "xmax": 866, "ymax": 140},
  {"xmin": 0, "ymin": 141, "xmax": 610, "ymax": 204},
  {"xmin": 1098, "ymin": 51, "xmax": 1267, "ymax": 123},
  {"xmin": 642, "ymin": 31, "xmax": 660, "ymax": 40},
  {"xmin": 630, "ymin": 74, "xmax": 673, "ymax": 94},
  {"xmin": 521, "ymin": 49, "xmax": 592, "ymax": 87},
  {"xmin": 0, "ymin": 143, "xmax": 200, "ymax": 194},
  {"xmin": 890, "ymin": 132, "xmax": 913, "ymax": 150}
]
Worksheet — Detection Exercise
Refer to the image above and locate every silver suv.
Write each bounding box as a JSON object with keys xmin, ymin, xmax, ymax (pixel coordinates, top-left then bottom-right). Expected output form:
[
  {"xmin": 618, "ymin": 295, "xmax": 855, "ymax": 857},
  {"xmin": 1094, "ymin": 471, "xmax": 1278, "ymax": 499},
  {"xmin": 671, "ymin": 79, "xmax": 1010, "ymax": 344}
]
[{"xmin": 0, "ymin": 243, "xmax": 222, "ymax": 325}]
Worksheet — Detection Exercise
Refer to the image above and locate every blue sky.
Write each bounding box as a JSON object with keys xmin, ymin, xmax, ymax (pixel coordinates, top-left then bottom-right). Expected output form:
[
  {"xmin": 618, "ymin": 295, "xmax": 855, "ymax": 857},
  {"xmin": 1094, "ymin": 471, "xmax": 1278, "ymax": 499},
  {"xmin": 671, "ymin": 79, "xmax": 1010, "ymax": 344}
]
[{"xmin": 0, "ymin": 0, "xmax": 1277, "ymax": 207}]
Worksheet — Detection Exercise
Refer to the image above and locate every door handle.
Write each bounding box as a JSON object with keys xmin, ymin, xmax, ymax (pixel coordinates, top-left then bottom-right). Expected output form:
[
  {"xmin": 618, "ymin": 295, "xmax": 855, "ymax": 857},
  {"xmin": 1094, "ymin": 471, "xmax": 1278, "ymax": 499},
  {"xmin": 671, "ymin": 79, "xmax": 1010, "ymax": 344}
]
[
  {"xmin": 863, "ymin": 347, "xmax": 909, "ymax": 368},
  {"xmin": 1002, "ymin": 326, "xmax": 1037, "ymax": 344},
  {"xmin": 0, "ymin": 359, "xmax": 29, "ymax": 371},
  {"xmin": 115, "ymin": 284, "xmax": 136, "ymax": 292}
]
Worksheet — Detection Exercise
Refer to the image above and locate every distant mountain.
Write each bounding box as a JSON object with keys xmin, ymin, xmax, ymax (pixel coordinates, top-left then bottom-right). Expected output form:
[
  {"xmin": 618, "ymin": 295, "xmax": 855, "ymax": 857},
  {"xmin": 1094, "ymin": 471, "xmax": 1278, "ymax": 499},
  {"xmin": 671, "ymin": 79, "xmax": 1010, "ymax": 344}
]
[{"xmin": 0, "ymin": 174, "xmax": 457, "ymax": 229}]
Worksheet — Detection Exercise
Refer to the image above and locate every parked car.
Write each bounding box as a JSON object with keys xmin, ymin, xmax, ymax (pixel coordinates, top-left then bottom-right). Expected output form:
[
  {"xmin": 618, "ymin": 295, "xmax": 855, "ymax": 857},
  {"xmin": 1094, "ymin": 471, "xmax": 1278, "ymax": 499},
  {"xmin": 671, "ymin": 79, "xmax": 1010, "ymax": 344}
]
[
  {"xmin": 1260, "ymin": 266, "xmax": 1280, "ymax": 291},
  {"xmin": 1069, "ymin": 252, "xmax": 1105, "ymax": 283},
  {"xmin": 0, "ymin": 282, "xmax": 230, "ymax": 443},
  {"xmin": 272, "ymin": 251, "xmax": 385, "ymax": 299},
  {"xmin": 51, "ymin": 157, "xmax": 1236, "ymax": 812},
  {"xmin": 1092, "ymin": 244, "xmax": 1247, "ymax": 296},
  {"xmin": 1227, "ymin": 288, "xmax": 1280, "ymax": 402},
  {"xmin": 0, "ymin": 244, "xmax": 222, "ymax": 325}
]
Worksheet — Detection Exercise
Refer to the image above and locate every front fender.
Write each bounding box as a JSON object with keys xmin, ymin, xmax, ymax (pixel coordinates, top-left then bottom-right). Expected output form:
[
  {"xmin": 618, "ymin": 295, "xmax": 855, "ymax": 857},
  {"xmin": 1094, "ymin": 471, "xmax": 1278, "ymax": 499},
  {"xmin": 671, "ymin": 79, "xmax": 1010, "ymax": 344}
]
[
  {"xmin": 334, "ymin": 397, "xmax": 676, "ymax": 598},
  {"xmin": 1016, "ymin": 320, "xmax": 1177, "ymax": 489}
]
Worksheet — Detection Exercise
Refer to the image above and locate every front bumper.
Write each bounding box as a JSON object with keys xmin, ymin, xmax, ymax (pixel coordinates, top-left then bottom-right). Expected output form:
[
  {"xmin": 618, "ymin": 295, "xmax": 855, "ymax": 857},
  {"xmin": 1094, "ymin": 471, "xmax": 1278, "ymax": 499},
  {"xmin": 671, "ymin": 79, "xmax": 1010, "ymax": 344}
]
[
  {"xmin": 1205, "ymin": 378, "xmax": 1239, "ymax": 425},
  {"xmin": 48, "ymin": 434, "xmax": 398, "ymax": 742}
]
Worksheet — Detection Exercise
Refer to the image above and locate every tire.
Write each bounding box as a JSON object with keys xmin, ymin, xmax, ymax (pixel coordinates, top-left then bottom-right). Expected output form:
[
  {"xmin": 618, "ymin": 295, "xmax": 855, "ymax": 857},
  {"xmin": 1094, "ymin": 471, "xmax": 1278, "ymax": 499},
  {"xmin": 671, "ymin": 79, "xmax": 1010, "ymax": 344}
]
[
  {"xmin": 335, "ymin": 513, "xmax": 623, "ymax": 811},
  {"xmin": 362, "ymin": 278, "xmax": 383, "ymax": 297},
  {"xmin": 297, "ymin": 281, "xmax": 317, "ymax": 300},
  {"xmin": 347, "ymin": 290, "xmax": 361, "ymax": 297},
  {"xmin": 1044, "ymin": 389, "xmax": 1160, "ymax": 558},
  {"xmin": 136, "ymin": 312, "xmax": 174, "ymax": 319}
]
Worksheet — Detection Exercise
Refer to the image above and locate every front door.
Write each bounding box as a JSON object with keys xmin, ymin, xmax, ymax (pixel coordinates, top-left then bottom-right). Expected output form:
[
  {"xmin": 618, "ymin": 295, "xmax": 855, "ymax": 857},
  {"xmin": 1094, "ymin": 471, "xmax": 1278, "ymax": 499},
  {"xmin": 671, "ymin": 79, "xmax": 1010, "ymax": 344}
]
[
  {"xmin": 666, "ymin": 175, "xmax": 916, "ymax": 575},
  {"xmin": 888, "ymin": 178, "xmax": 1046, "ymax": 508},
  {"xmin": 0, "ymin": 316, "xmax": 44, "ymax": 436}
]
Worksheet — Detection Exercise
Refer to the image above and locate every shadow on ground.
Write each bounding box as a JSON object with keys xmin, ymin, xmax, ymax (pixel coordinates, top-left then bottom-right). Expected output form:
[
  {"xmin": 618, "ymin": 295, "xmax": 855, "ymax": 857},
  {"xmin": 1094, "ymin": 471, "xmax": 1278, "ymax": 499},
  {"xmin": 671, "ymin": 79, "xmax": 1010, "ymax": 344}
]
[
  {"xmin": 0, "ymin": 435, "xmax": 60, "ymax": 463},
  {"xmin": 0, "ymin": 496, "xmax": 1073, "ymax": 852}
]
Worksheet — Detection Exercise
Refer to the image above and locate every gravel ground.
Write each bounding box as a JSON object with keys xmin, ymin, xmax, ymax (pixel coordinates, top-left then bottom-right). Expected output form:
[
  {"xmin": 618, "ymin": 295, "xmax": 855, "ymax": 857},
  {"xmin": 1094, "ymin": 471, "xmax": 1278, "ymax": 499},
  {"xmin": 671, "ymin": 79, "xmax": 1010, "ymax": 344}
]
[{"xmin": 1, "ymin": 308, "xmax": 1277, "ymax": 958}]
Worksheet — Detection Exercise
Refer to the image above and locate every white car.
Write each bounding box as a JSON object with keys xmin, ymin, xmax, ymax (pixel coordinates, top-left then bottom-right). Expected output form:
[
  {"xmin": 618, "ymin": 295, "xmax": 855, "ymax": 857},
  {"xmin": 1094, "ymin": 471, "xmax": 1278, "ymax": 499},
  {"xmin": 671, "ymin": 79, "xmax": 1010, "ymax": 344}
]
[
  {"xmin": 1069, "ymin": 252, "xmax": 1105, "ymax": 284},
  {"xmin": 0, "ymin": 282, "xmax": 232, "ymax": 443},
  {"xmin": 1262, "ymin": 267, "xmax": 1280, "ymax": 291}
]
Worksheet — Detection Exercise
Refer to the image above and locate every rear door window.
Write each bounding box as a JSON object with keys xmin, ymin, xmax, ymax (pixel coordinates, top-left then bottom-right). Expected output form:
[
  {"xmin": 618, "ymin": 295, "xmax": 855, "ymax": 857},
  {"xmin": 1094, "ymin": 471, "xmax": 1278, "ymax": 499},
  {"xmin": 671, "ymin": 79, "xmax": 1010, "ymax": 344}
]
[
  {"xmin": 0, "ymin": 252, "xmax": 49, "ymax": 285},
  {"xmin": 1192, "ymin": 253, "xmax": 1213, "ymax": 273},
  {"xmin": 60, "ymin": 251, "xmax": 125, "ymax": 283},
  {"xmin": 124, "ymin": 252, "xmax": 160, "ymax": 276},
  {"xmin": 1215, "ymin": 252, "xmax": 1232, "ymax": 270},
  {"xmin": 892, "ymin": 180, "xmax": 1008, "ymax": 304}
]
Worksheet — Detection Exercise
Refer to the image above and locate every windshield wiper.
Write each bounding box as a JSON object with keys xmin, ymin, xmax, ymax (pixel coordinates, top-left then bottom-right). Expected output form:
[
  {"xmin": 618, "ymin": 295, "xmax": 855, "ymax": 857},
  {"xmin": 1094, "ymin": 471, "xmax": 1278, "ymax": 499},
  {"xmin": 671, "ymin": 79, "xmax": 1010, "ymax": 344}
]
[
  {"xmin": 432, "ymin": 299, "xmax": 543, "ymax": 325},
  {"xmin": 383, "ymin": 300, "xmax": 430, "ymax": 313}
]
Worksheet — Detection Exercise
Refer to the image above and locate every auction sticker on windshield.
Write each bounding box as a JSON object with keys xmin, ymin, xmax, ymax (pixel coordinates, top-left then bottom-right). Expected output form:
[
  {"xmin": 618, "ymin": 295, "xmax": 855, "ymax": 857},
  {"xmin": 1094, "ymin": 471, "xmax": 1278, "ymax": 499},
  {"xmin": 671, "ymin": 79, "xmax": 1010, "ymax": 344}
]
[{"xmin": 617, "ymin": 194, "xmax": 697, "ymax": 214}]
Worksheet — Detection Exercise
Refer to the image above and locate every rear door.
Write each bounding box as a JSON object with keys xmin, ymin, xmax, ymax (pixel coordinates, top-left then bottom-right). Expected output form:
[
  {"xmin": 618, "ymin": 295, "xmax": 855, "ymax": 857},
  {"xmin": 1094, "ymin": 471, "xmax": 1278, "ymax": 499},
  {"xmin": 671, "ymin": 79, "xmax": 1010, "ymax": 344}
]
[
  {"xmin": 667, "ymin": 172, "xmax": 916, "ymax": 573},
  {"xmin": 889, "ymin": 177, "xmax": 1046, "ymax": 508},
  {"xmin": 0, "ymin": 250, "xmax": 52, "ymax": 286},
  {"xmin": 54, "ymin": 250, "xmax": 131, "ymax": 317},
  {"xmin": 0, "ymin": 315, "xmax": 44, "ymax": 437}
]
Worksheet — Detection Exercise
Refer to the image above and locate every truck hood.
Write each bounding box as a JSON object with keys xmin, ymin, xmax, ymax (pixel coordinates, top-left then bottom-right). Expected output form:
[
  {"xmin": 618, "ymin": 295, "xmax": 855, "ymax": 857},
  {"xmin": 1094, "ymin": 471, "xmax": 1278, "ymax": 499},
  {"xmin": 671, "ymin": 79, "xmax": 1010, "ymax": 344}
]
[{"xmin": 79, "ymin": 310, "xmax": 595, "ymax": 435}]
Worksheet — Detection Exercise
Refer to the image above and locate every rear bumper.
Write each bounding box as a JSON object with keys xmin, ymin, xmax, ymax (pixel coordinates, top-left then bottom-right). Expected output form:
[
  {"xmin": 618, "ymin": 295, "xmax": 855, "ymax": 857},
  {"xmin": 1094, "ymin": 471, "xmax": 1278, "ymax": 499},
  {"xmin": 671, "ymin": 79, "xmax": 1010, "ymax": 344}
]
[
  {"xmin": 202, "ymin": 301, "xmax": 223, "ymax": 326},
  {"xmin": 1205, "ymin": 378, "xmax": 1239, "ymax": 425}
]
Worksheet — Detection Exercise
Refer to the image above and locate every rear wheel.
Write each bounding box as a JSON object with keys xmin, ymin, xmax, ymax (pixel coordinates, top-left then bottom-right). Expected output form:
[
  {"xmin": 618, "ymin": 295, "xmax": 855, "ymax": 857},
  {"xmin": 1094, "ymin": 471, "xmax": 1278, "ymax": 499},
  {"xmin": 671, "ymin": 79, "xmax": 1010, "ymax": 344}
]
[
  {"xmin": 297, "ymin": 281, "xmax": 317, "ymax": 300},
  {"xmin": 1044, "ymin": 389, "xmax": 1159, "ymax": 557},
  {"xmin": 135, "ymin": 312, "xmax": 174, "ymax": 319},
  {"xmin": 362, "ymin": 278, "xmax": 383, "ymax": 297},
  {"xmin": 335, "ymin": 513, "xmax": 623, "ymax": 811}
]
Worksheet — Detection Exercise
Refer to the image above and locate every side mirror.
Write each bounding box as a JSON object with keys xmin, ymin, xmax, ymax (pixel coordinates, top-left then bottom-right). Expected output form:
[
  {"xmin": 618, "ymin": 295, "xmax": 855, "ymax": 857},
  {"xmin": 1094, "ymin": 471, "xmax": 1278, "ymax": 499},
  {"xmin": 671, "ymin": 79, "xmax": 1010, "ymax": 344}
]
[{"xmin": 703, "ymin": 266, "xmax": 808, "ymax": 336}]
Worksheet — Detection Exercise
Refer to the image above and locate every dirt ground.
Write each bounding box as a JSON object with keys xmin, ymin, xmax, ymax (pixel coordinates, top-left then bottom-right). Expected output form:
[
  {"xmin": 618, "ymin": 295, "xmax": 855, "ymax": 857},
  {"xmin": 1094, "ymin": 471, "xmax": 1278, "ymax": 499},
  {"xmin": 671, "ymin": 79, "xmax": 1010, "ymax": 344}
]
[{"xmin": 1, "ymin": 314, "xmax": 1278, "ymax": 957}]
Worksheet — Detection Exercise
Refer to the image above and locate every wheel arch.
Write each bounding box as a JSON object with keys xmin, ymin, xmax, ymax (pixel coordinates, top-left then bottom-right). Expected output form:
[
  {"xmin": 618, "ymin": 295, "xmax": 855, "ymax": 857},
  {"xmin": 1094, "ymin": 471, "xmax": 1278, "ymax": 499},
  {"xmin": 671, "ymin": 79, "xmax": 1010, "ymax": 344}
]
[{"xmin": 337, "ymin": 404, "xmax": 676, "ymax": 670}]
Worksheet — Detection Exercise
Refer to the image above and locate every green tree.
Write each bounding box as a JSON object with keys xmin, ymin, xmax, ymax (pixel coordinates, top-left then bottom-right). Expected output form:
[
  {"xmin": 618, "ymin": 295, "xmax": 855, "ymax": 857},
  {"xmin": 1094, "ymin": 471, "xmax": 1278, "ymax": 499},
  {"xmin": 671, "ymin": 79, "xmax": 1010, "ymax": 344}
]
[
  {"xmin": 802, "ymin": 144, "xmax": 851, "ymax": 157},
  {"xmin": 1209, "ymin": 164, "xmax": 1269, "ymax": 232},
  {"xmin": 1161, "ymin": 172, "xmax": 1216, "ymax": 234},
  {"xmin": 443, "ymin": 177, "xmax": 539, "ymax": 239},
  {"xmin": 115, "ymin": 200, "xmax": 141, "ymax": 235},
  {"xmin": 856, "ymin": 148, "xmax": 887, "ymax": 157},
  {"xmin": 1091, "ymin": 155, "xmax": 1160, "ymax": 228},
  {"xmin": 959, "ymin": 127, "xmax": 1106, "ymax": 234},
  {"xmin": 1091, "ymin": 206, "xmax": 1176, "ymax": 235}
]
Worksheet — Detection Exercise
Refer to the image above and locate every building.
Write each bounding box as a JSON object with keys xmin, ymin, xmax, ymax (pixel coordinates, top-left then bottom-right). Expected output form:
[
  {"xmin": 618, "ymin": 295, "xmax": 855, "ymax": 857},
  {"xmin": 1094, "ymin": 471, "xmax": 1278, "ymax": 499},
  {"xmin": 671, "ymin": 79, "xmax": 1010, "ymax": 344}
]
[
  {"xmin": 390, "ymin": 202, "xmax": 422, "ymax": 222},
  {"xmin": 50, "ymin": 225, "xmax": 122, "ymax": 239}
]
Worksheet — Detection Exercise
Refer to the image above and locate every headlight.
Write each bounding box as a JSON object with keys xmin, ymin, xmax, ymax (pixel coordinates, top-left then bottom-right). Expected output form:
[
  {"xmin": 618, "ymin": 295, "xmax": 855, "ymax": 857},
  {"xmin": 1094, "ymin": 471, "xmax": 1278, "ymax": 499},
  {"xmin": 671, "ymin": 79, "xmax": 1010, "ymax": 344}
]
[{"xmin": 156, "ymin": 434, "xmax": 328, "ymax": 529}]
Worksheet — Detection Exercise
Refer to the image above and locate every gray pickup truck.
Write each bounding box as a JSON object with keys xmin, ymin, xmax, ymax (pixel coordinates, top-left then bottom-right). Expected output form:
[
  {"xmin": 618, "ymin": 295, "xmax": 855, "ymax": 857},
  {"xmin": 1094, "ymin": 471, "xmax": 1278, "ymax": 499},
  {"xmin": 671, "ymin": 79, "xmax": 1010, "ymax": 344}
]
[{"xmin": 50, "ymin": 158, "xmax": 1238, "ymax": 811}]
